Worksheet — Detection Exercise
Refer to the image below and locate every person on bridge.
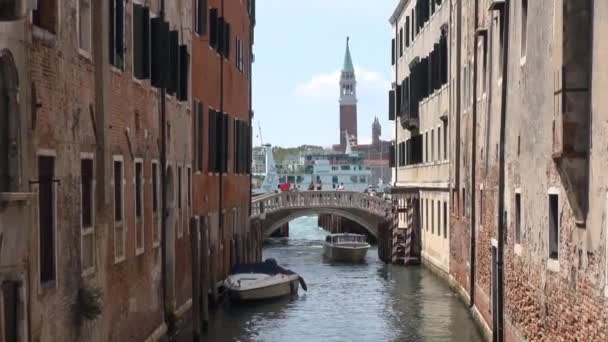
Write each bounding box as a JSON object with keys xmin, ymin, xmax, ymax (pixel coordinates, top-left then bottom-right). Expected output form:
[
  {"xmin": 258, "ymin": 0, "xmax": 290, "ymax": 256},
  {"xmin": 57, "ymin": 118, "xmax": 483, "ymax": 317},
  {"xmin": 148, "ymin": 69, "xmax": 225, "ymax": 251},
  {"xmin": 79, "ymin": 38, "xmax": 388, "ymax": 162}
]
[{"xmin": 337, "ymin": 183, "xmax": 345, "ymax": 191}]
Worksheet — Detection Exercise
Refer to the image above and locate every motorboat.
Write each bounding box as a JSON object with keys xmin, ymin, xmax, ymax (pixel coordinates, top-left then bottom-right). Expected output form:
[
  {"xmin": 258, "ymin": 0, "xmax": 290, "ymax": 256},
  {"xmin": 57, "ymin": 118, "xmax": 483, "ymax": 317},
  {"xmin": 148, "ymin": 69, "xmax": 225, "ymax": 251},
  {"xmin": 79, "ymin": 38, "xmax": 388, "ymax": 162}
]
[
  {"xmin": 323, "ymin": 233, "xmax": 370, "ymax": 263},
  {"xmin": 224, "ymin": 259, "xmax": 307, "ymax": 301}
]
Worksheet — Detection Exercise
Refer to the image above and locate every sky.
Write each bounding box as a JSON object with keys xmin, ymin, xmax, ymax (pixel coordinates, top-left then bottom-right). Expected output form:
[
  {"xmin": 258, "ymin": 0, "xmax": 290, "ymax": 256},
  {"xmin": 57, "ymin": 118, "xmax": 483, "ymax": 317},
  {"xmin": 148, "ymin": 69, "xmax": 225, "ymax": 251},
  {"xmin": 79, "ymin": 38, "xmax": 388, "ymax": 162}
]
[{"xmin": 252, "ymin": 0, "xmax": 398, "ymax": 148}]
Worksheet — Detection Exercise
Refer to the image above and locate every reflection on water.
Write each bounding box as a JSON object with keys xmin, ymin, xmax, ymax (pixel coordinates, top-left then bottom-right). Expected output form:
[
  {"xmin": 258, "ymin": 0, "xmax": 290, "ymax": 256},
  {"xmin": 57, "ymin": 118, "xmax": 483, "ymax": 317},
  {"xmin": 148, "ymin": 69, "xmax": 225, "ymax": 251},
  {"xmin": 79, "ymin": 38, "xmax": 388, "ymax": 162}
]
[{"xmin": 202, "ymin": 216, "xmax": 483, "ymax": 342}]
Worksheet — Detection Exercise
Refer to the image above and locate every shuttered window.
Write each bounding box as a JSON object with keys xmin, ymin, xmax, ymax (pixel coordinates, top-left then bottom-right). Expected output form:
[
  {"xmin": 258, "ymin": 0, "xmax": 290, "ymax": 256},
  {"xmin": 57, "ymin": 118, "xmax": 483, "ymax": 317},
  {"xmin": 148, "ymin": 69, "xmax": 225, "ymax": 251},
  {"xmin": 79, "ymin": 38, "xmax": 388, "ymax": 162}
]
[
  {"xmin": 195, "ymin": 102, "xmax": 204, "ymax": 172},
  {"xmin": 150, "ymin": 17, "xmax": 169, "ymax": 88},
  {"xmin": 208, "ymin": 109, "xmax": 217, "ymax": 173},
  {"xmin": 195, "ymin": 0, "xmax": 207, "ymax": 35},
  {"xmin": 396, "ymin": 84, "xmax": 402, "ymax": 116},
  {"xmin": 391, "ymin": 38, "xmax": 396, "ymax": 65},
  {"xmin": 209, "ymin": 8, "xmax": 218, "ymax": 48},
  {"xmin": 167, "ymin": 30, "xmax": 179, "ymax": 94},
  {"xmin": 109, "ymin": 0, "xmax": 125, "ymax": 69},
  {"xmin": 178, "ymin": 45, "xmax": 190, "ymax": 101},
  {"xmin": 217, "ymin": 17, "xmax": 225, "ymax": 55},
  {"xmin": 389, "ymin": 144, "xmax": 395, "ymax": 167},
  {"xmin": 399, "ymin": 27, "xmax": 403, "ymax": 57},
  {"xmin": 33, "ymin": 0, "xmax": 57, "ymax": 34},
  {"xmin": 405, "ymin": 17, "xmax": 410, "ymax": 47},
  {"xmin": 38, "ymin": 155, "xmax": 56, "ymax": 285},
  {"xmin": 133, "ymin": 4, "xmax": 150, "ymax": 80},
  {"xmin": 223, "ymin": 22, "xmax": 231, "ymax": 59},
  {"xmin": 388, "ymin": 90, "xmax": 395, "ymax": 120}
]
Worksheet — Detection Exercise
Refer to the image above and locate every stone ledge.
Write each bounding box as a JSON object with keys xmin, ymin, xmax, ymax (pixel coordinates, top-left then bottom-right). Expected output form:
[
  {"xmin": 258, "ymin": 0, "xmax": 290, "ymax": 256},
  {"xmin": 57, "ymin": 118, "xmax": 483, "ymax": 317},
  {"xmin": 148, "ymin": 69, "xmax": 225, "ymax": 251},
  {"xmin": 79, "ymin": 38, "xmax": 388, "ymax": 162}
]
[{"xmin": 0, "ymin": 192, "xmax": 35, "ymax": 203}]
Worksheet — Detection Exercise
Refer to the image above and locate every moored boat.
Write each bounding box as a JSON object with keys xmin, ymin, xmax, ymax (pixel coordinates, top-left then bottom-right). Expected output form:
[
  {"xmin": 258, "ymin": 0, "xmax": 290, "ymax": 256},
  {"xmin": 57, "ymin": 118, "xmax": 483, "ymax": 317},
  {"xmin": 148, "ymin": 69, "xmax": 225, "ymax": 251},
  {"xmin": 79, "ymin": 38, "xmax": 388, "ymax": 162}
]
[
  {"xmin": 323, "ymin": 233, "xmax": 370, "ymax": 263},
  {"xmin": 224, "ymin": 259, "xmax": 307, "ymax": 301}
]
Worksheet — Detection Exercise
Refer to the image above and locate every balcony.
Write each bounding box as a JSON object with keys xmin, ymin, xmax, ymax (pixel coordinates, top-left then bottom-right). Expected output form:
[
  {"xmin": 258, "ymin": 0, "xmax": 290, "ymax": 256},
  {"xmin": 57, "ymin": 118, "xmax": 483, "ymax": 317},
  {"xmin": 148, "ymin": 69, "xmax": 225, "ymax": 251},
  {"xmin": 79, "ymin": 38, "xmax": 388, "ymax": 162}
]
[{"xmin": 400, "ymin": 112, "xmax": 419, "ymax": 131}]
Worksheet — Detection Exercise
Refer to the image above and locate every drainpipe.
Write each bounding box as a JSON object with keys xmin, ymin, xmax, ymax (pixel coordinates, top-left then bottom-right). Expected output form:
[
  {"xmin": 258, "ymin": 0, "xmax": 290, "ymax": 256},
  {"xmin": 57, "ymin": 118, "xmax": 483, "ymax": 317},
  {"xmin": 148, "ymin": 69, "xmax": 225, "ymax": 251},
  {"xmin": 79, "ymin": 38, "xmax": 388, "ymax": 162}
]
[
  {"xmin": 218, "ymin": 0, "xmax": 225, "ymax": 270},
  {"xmin": 470, "ymin": 0, "xmax": 479, "ymax": 308},
  {"xmin": 454, "ymin": 0, "xmax": 462, "ymax": 193},
  {"xmin": 158, "ymin": 0, "xmax": 171, "ymax": 335},
  {"xmin": 496, "ymin": 1, "xmax": 511, "ymax": 341}
]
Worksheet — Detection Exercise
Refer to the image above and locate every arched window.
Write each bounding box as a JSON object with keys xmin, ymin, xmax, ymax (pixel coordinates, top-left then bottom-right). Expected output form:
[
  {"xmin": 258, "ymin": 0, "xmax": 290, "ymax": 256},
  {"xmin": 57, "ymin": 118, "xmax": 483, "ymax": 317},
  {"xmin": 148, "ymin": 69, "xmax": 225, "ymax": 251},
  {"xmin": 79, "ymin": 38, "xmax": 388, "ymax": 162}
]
[{"xmin": 0, "ymin": 50, "xmax": 20, "ymax": 193}]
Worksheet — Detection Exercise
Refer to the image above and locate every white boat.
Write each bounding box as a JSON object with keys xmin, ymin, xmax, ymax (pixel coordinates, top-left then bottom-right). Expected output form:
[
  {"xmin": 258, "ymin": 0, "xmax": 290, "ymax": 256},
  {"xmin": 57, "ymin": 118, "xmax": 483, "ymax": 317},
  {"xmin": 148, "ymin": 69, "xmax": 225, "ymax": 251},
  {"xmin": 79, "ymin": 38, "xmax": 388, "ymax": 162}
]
[
  {"xmin": 224, "ymin": 259, "xmax": 307, "ymax": 301},
  {"xmin": 323, "ymin": 233, "xmax": 370, "ymax": 263}
]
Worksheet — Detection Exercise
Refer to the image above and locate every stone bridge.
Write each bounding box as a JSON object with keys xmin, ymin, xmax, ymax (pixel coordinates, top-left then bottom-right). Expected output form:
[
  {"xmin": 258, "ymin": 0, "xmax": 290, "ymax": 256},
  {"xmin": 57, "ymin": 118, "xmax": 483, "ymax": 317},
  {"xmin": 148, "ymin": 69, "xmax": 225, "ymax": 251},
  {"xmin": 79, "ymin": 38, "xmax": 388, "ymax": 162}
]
[{"xmin": 250, "ymin": 191, "xmax": 405, "ymax": 262}]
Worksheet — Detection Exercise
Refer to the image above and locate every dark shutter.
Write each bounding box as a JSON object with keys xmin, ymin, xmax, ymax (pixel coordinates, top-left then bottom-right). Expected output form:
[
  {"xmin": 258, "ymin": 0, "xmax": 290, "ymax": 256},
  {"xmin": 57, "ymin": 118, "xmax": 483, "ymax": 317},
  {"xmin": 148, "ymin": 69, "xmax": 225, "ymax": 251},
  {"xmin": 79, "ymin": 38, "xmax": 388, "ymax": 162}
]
[
  {"xmin": 405, "ymin": 17, "xmax": 410, "ymax": 47},
  {"xmin": 109, "ymin": 0, "xmax": 115, "ymax": 65},
  {"xmin": 217, "ymin": 17, "xmax": 225, "ymax": 54},
  {"xmin": 178, "ymin": 45, "xmax": 189, "ymax": 101},
  {"xmin": 197, "ymin": 0, "xmax": 207, "ymax": 35},
  {"xmin": 209, "ymin": 8, "xmax": 218, "ymax": 48},
  {"xmin": 222, "ymin": 113, "xmax": 229, "ymax": 173},
  {"xmin": 396, "ymin": 84, "xmax": 402, "ymax": 116},
  {"xmin": 388, "ymin": 90, "xmax": 395, "ymax": 121},
  {"xmin": 389, "ymin": 144, "xmax": 395, "ymax": 167},
  {"xmin": 116, "ymin": 0, "xmax": 125, "ymax": 67},
  {"xmin": 441, "ymin": 32, "xmax": 448, "ymax": 84},
  {"xmin": 399, "ymin": 27, "xmax": 403, "ymax": 57},
  {"xmin": 391, "ymin": 38, "xmax": 395, "ymax": 65},
  {"xmin": 142, "ymin": 7, "xmax": 150, "ymax": 78},
  {"xmin": 38, "ymin": 156, "xmax": 55, "ymax": 284},
  {"xmin": 167, "ymin": 30, "xmax": 179, "ymax": 94},
  {"xmin": 404, "ymin": 77, "xmax": 410, "ymax": 114},
  {"xmin": 81, "ymin": 159, "xmax": 93, "ymax": 228},
  {"xmin": 208, "ymin": 110, "xmax": 216, "ymax": 172},
  {"xmin": 196, "ymin": 102, "xmax": 204, "ymax": 171},
  {"xmin": 133, "ymin": 4, "xmax": 144, "ymax": 79},
  {"xmin": 224, "ymin": 22, "xmax": 231, "ymax": 59},
  {"xmin": 151, "ymin": 18, "xmax": 169, "ymax": 88}
]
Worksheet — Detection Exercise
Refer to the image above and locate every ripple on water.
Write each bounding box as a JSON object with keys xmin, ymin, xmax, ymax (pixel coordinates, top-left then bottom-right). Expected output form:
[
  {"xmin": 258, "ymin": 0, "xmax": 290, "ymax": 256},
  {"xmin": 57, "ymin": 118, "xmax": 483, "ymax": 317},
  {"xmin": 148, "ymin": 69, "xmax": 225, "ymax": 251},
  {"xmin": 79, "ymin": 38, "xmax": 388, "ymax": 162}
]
[{"xmin": 202, "ymin": 217, "xmax": 484, "ymax": 342}]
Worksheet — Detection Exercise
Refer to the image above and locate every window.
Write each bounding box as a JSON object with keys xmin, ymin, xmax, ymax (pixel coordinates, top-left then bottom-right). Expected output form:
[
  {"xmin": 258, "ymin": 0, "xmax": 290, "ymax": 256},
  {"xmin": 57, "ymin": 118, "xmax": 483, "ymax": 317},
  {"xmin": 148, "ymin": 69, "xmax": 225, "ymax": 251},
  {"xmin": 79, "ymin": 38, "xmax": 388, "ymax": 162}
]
[
  {"xmin": 425, "ymin": 132, "xmax": 428, "ymax": 163},
  {"xmin": 33, "ymin": 0, "xmax": 58, "ymax": 34},
  {"xmin": 81, "ymin": 157, "xmax": 95, "ymax": 274},
  {"xmin": 425, "ymin": 199, "xmax": 429, "ymax": 231},
  {"xmin": 135, "ymin": 160, "xmax": 144, "ymax": 253},
  {"xmin": 431, "ymin": 200, "xmax": 434, "ymax": 234},
  {"xmin": 236, "ymin": 37, "xmax": 244, "ymax": 72},
  {"xmin": 391, "ymin": 38, "xmax": 395, "ymax": 65},
  {"xmin": 515, "ymin": 192, "xmax": 521, "ymax": 244},
  {"xmin": 431, "ymin": 129, "xmax": 434, "ymax": 162},
  {"xmin": 462, "ymin": 187, "xmax": 466, "ymax": 218},
  {"xmin": 152, "ymin": 161, "xmax": 160, "ymax": 246},
  {"xmin": 405, "ymin": 17, "xmax": 410, "ymax": 47},
  {"xmin": 177, "ymin": 166, "xmax": 183, "ymax": 238},
  {"xmin": 113, "ymin": 157, "xmax": 125, "ymax": 262},
  {"xmin": 133, "ymin": 3, "xmax": 150, "ymax": 79},
  {"xmin": 549, "ymin": 193, "xmax": 559, "ymax": 259},
  {"xmin": 443, "ymin": 201, "xmax": 447, "ymax": 238},
  {"xmin": 78, "ymin": 0, "xmax": 92, "ymax": 54},
  {"xmin": 480, "ymin": 189, "xmax": 484, "ymax": 226},
  {"xmin": 38, "ymin": 155, "xmax": 56, "ymax": 285},
  {"xmin": 195, "ymin": 101, "xmax": 204, "ymax": 171},
  {"xmin": 209, "ymin": 8, "xmax": 218, "ymax": 48},
  {"xmin": 521, "ymin": 0, "xmax": 528, "ymax": 59},
  {"xmin": 498, "ymin": 14, "xmax": 505, "ymax": 78},
  {"xmin": 195, "ymin": 0, "xmax": 207, "ymax": 35},
  {"xmin": 437, "ymin": 127, "xmax": 441, "ymax": 162},
  {"xmin": 443, "ymin": 121, "xmax": 448, "ymax": 160},
  {"xmin": 109, "ymin": 0, "xmax": 126, "ymax": 69},
  {"xmin": 399, "ymin": 27, "xmax": 403, "ymax": 57},
  {"xmin": 341, "ymin": 165, "xmax": 351, "ymax": 171}
]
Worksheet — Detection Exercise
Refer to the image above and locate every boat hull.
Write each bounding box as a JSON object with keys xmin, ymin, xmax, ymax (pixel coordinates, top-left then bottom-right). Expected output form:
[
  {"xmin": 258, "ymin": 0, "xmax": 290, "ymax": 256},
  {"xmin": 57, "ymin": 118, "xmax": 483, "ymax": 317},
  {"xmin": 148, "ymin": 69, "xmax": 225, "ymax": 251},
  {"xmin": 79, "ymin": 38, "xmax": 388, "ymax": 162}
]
[
  {"xmin": 228, "ymin": 278, "xmax": 300, "ymax": 301},
  {"xmin": 323, "ymin": 244, "xmax": 369, "ymax": 263}
]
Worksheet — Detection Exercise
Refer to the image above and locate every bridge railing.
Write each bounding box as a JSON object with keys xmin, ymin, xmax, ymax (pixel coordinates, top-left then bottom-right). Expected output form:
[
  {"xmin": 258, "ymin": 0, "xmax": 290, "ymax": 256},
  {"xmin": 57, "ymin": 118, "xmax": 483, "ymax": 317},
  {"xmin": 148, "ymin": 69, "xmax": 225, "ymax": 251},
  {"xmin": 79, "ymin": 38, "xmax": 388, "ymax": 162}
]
[{"xmin": 251, "ymin": 191, "xmax": 390, "ymax": 218}]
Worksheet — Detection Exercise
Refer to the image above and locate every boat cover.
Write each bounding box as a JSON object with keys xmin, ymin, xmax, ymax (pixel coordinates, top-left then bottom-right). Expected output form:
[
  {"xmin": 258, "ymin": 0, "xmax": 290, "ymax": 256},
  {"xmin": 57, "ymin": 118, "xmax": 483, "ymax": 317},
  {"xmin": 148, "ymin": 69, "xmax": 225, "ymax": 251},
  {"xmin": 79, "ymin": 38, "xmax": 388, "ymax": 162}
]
[{"xmin": 230, "ymin": 259, "xmax": 307, "ymax": 291}]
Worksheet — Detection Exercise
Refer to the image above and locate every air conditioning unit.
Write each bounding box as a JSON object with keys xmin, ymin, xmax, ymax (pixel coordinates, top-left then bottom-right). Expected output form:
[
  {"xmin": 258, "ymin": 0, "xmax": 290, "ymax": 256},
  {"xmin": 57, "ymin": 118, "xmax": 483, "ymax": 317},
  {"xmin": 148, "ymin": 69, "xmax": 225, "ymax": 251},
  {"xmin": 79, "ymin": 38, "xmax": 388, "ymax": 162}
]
[{"xmin": 0, "ymin": 0, "xmax": 28, "ymax": 21}]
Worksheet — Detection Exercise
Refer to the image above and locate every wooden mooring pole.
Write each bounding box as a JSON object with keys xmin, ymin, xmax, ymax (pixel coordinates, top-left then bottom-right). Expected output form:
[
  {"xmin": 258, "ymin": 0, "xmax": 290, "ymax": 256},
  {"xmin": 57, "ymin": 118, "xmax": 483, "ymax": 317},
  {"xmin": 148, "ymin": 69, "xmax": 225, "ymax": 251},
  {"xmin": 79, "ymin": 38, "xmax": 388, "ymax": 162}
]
[
  {"xmin": 200, "ymin": 217, "xmax": 210, "ymax": 328},
  {"xmin": 190, "ymin": 217, "xmax": 201, "ymax": 341}
]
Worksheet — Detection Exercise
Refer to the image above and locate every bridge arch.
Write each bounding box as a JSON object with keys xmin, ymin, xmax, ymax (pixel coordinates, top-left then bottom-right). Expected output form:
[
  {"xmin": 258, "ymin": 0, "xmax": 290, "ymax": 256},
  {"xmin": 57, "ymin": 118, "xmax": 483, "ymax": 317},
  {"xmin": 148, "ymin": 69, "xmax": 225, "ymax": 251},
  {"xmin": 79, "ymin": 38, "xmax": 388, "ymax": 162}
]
[{"xmin": 263, "ymin": 208, "xmax": 379, "ymax": 238}]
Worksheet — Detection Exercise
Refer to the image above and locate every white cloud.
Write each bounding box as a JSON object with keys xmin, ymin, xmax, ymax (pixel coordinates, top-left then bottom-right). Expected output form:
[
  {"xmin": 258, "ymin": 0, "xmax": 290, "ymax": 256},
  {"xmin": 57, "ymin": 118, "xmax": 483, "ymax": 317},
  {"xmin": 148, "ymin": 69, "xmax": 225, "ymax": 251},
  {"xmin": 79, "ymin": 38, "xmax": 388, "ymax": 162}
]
[{"xmin": 294, "ymin": 65, "xmax": 390, "ymax": 101}]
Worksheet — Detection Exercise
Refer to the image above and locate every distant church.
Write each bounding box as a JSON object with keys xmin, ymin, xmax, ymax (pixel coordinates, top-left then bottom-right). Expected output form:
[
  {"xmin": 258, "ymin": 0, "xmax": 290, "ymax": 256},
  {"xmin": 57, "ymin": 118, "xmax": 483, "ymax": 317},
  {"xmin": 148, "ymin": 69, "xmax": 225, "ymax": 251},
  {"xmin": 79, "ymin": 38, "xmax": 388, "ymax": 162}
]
[{"xmin": 333, "ymin": 37, "xmax": 392, "ymax": 185}]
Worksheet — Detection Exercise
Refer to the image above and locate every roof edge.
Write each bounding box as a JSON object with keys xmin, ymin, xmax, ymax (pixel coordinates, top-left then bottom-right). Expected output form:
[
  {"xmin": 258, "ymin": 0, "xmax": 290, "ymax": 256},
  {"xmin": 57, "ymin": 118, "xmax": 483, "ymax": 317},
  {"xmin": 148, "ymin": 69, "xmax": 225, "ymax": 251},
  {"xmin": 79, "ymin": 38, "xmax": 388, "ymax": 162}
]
[{"xmin": 389, "ymin": 0, "xmax": 412, "ymax": 24}]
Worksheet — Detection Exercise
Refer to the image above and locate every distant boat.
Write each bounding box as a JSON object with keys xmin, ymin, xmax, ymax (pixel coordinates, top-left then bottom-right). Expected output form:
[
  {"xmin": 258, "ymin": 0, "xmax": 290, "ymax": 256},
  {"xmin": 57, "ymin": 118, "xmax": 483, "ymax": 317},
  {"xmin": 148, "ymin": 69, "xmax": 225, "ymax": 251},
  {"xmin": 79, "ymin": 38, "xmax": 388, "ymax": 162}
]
[
  {"xmin": 323, "ymin": 233, "xmax": 370, "ymax": 263},
  {"xmin": 252, "ymin": 144, "xmax": 279, "ymax": 196},
  {"xmin": 224, "ymin": 259, "xmax": 307, "ymax": 301}
]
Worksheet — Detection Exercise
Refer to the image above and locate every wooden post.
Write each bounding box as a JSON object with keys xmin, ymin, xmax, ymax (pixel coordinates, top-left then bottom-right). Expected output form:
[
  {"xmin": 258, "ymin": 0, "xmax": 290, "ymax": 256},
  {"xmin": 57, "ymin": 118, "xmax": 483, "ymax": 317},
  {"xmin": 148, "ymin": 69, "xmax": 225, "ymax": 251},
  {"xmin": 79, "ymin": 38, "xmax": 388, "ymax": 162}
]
[
  {"xmin": 200, "ymin": 217, "xmax": 210, "ymax": 329},
  {"xmin": 209, "ymin": 246, "xmax": 218, "ymax": 306},
  {"xmin": 190, "ymin": 217, "xmax": 201, "ymax": 341}
]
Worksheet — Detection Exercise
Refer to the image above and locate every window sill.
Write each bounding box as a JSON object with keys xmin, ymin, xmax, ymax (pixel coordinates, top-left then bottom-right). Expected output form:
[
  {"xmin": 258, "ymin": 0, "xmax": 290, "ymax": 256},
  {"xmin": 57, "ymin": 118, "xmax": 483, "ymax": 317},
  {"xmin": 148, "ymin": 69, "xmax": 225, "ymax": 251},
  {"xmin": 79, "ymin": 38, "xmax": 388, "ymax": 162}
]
[
  {"xmin": 33, "ymin": 26, "xmax": 57, "ymax": 46},
  {"xmin": 520, "ymin": 56, "xmax": 527, "ymax": 67},
  {"xmin": 78, "ymin": 49, "xmax": 93, "ymax": 62},
  {"xmin": 110, "ymin": 66, "xmax": 123, "ymax": 75},
  {"xmin": 547, "ymin": 259, "xmax": 560, "ymax": 273},
  {"xmin": 114, "ymin": 256, "xmax": 126, "ymax": 264},
  {"xmin": 153, "ymin": 241, "xmax": 160, "ymax": 249},
  {"xmin": 0, "ymin": 192, "xmax": 36, "ymax": 203},
  {"xmin": 40, "ymin": 280, "xmax": 57, "ymax": 291},
  {"xmin": 136, "ymin": 248, "xmax": 144, "ymax": 256},
  {"xmin": 514, "ymin": 243, "xmax": 522, "ymax": 256}
]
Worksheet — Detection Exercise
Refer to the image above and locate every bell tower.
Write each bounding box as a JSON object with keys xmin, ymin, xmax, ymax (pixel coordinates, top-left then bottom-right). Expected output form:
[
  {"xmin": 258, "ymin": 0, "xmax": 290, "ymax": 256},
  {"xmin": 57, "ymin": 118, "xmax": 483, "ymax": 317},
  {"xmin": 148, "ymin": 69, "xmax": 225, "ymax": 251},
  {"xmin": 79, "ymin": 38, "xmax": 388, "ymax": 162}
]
[{"xmin": 339, "ymin": 37, "xmax": 358, "ymax": 151}]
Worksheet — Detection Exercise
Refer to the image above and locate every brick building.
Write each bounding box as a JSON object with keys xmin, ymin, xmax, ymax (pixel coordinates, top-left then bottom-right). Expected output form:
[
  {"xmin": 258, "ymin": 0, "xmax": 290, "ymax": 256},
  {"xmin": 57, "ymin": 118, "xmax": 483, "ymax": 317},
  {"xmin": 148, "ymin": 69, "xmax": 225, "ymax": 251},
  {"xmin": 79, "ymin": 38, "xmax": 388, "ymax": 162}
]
[
  {"xmin": 0, "ymin": 0, "xmax": 255, "ymax": 341},
  {"xmin": 389, "ymin": 0, "xmax": 608, "ymax": 341},
  {"xmin": 190, "ymin": 0, "xmax": 256, "ymax": 306}
]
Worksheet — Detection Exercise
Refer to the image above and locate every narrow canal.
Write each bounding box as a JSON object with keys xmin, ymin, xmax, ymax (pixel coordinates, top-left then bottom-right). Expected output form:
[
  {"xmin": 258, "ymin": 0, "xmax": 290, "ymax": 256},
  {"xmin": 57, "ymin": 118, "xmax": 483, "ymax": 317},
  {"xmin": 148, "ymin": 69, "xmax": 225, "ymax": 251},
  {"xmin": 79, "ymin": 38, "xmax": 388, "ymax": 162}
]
[{"xmin": 202, "ymin": 216, "xmax": 484, "ymax": 342}]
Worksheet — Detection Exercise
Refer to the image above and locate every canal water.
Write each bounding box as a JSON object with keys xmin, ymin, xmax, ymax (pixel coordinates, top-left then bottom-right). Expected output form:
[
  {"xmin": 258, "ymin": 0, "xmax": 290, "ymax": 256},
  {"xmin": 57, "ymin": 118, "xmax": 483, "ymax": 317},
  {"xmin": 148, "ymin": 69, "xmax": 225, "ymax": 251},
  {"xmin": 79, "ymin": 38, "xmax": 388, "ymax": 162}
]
[{"xmin": 202, "ymin": 216, "xmax": 484, "ymax": 342}]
